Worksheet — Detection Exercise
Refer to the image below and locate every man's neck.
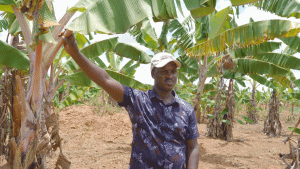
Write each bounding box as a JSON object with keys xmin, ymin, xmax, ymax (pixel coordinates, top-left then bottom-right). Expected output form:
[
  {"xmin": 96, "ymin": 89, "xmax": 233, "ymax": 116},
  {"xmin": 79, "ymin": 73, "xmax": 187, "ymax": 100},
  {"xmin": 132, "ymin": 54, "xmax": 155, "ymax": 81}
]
[{"xmin": 153, "ymin": 86, "xmax": 174, "ymax": 104}]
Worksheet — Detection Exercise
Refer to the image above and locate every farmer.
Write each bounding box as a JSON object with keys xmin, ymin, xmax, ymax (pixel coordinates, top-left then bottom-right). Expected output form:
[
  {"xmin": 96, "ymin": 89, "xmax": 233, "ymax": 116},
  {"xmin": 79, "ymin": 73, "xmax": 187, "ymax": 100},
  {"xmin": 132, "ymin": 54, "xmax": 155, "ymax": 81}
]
[{"xmin": 60, "ymin": 32, "xmax": 200, "ymax": 169}]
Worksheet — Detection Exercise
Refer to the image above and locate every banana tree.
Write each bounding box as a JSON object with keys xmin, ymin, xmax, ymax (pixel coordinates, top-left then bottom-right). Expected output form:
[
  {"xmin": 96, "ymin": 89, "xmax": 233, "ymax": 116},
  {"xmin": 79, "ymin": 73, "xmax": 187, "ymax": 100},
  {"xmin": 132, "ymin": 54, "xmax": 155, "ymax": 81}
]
[
  {"xmin": 0, "ymin": 0, "xmax": 176, "ymax": 168},
  {"xmin": 187, "ymin": 18, "xmax": 300, "ymax": 124}
]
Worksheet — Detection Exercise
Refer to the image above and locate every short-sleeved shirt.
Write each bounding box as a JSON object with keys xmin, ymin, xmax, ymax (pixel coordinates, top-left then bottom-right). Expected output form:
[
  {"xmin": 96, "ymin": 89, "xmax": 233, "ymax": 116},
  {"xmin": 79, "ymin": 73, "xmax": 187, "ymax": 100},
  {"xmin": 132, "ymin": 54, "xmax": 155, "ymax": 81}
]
[{"xmin": 118, "ymin": 85, "xmax": 200, "ymax": 169}]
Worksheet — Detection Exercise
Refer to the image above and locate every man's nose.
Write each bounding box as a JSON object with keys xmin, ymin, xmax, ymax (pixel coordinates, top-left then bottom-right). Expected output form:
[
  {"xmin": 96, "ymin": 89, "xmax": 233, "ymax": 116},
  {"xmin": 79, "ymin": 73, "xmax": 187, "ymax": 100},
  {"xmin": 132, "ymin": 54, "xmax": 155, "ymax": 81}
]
[{"xmin": 165, "ymin": 71, "xmax": 173, "ymax": 78}]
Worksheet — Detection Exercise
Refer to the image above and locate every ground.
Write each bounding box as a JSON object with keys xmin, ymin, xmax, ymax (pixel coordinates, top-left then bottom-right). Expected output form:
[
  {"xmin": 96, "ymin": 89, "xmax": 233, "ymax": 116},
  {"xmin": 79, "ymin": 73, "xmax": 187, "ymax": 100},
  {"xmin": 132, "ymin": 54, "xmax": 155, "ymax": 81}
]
[{"xmin": 1, "ymin": 105, "xmax": 299, "ymax": 168}]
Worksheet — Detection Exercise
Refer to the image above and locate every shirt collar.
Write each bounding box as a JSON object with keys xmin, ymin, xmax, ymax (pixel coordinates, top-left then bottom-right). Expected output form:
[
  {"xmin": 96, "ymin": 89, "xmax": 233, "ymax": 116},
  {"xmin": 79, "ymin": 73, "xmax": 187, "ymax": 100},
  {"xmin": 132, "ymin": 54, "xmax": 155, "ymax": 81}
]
[{"xmin": 149, "ymin": 88, "xmax": 180, "ymax": 105}]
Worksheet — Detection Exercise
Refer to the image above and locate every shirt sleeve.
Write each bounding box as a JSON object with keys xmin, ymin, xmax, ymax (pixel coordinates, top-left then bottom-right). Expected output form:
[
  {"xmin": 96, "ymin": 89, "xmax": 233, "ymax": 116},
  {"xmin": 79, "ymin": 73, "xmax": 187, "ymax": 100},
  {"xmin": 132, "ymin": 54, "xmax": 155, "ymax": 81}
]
[
  {"xmin": 185, "ymin": 110, "xmax": 200, "ymax": 140},
  {"xmin": 117, "ymin": 85, "xmax": 133, "ymax": 107}
]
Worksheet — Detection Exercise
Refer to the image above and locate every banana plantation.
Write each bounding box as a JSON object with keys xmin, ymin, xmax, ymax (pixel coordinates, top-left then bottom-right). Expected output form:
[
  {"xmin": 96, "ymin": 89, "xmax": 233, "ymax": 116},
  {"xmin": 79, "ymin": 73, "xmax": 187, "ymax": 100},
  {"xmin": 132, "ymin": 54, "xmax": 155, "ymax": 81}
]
[{"xmin": 2, "ymin": 0, "xmax": 300, "ymax": 168}]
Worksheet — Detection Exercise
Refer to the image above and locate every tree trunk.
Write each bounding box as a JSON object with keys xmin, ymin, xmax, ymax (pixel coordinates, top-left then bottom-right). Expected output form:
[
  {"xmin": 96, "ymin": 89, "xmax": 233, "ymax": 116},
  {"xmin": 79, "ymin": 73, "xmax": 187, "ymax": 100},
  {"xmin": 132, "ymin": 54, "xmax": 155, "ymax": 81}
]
[
  {"xmin": 221, "ymin": 79, "xmax": 235, "ymax": 141},
  {"xmin": 0, "ymin": 68, "xmax": 13, "ymax": 161},
  {"xmin": 1, "ymin": 37, "xmax": 71, "ymax": 169},
  {"xmin": 247, "ymin": 81, "xmax": 257, "ymax": 123},
  {"xmin": 194, "ymin": 61, "xmax": 208, "ymax": 123},
  {"xmin": 207, "ymin": 76, "xmax": 225, "ymax": 138},
  {"xmin": 263, "ymin": 91, "xmax": 282, "ymax": 137}
]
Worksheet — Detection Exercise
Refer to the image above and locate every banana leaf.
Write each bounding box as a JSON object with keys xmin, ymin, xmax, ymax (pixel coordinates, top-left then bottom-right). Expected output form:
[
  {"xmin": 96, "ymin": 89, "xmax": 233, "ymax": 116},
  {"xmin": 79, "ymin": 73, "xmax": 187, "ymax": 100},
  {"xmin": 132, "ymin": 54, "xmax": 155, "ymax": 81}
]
[
  {"xmin": 67, "ymin": 0, "xmax": 152, "ymax": 34},
  {"xmin": 254, "ymin": 53, "xmax": 300, "ymax": 70},
  {"xmin": 0, "ymin": 40, "xmax": 30, "ymax": 69},
  {"xmin": 0, "ymin": 0, "xmax": 14, "ymax": 5},
  {"xmin": 184, "ymin": 0, "xmax": 216, "ymax": 21},
  {"xmin": 281, "ymin": 35, "xmax": 300, "ymax": 53},
  {"xmin": 294, "ymin": 79, "xmax": 300, "ymax": 87},
  {"xmin": 235, "ymin": 58, "xmax": 289, "ymax": 76},
  {"xmin": 129, "ymin": 18, "xmax": 158, "ymax": 50},
  {"xmin": 249, "ymin": 74, "xmax": 276, "ymax": 89},
  {"xmin": 113, "ymin": 43, "xmax": 151, "ymax": 64},
  {"xmin": 291, "ymin": 92, "xmax": 300, "ymax": 100},
  {"xmin": 169, "ymin": 19, "xmax": 194, "ymax": 49},
  {"xmin": 80, "ymin": 37, "xmax": 118, "ymax": 60},
  {"xmin": 65, "ymin": 70, "xmax": 152, "ymax": 91},
  {"xmin": 267, "ymin": 75, "xmax": 294, "ymax": 88},
  {"xmin": 0, "ymin": 19, "xmax": 8, "ymax": 31},
  {"xmin": 0, "ymin": 5, "xmax": 13, "ymax": 12},
  {"xmin": 186, "ymin": 20, "xmax": 300, "ymax": 58},
  {"xmin": 230, "ymin": 0, "xmax": 260, "ymax": 6},
  {"xmin": 203, "ymin": 83, "xmax": 214, "ymax": 93},
  {"xmin": 151, "ymin": 0, "xmax": 177, "ymax": 21},
  {"xmin": 253, "ymin": 0, "xmax": 300, "ymax": 18},
  {"xmin": 233, "ymin": 42, "xmax": 281, "ymax": 58},
  {"xmin": 208, "ymin": 6, "xmax": 231, "ymax": 40}
]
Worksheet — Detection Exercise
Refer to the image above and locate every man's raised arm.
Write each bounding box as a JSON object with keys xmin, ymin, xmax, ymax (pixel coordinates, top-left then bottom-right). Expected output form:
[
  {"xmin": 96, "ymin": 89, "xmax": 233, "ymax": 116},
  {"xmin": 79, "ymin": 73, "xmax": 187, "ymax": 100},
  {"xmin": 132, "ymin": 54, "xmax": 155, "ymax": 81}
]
[{"xmin": 60, "ymin": 32, "xmax": 124, "ymax": 103}]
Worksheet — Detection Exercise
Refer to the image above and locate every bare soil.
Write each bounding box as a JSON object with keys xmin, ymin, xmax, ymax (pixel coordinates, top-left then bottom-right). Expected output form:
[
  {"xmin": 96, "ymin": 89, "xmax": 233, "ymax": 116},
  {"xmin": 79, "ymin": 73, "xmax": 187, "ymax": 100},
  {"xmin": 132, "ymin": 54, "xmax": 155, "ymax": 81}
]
[{"xmin": 2, "ymin": 105, "xmax": 299, "ymax": 168}]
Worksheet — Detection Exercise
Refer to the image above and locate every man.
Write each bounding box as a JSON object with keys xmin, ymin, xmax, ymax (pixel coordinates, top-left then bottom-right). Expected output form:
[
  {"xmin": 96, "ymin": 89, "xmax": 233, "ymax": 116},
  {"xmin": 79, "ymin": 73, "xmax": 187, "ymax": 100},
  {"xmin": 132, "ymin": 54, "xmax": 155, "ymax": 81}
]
[{"xmin": 61, "ymin": 32, "xmax": 200, "ymax": 169}]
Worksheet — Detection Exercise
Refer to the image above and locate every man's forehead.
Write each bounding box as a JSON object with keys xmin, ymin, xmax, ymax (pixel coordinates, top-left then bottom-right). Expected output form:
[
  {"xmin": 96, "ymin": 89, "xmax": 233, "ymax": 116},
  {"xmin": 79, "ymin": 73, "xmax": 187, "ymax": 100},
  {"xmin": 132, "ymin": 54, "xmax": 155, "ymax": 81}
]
[{"xmin": 158, "ymin": 62, "xmax": 178, "ymax": 69}]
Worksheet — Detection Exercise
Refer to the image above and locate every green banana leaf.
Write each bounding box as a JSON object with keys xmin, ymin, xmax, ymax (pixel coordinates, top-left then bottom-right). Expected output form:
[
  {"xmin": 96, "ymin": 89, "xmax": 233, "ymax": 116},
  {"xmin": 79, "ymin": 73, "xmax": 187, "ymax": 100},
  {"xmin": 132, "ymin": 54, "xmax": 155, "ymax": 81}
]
[
  {"xmin": 230, "ymin": 0, "xmax": 260, "ymax": 6},
  {"xmin": 281, "ymin": 35, "xmax": 300, "ymax": 53},
  {"xmin": 129, "ymin": 18, "xmax": 158, "ymax": 50},
  {"xmin": 80, "ymin": 37, "xmax": 118, "ymax": 60},
  {"xmin": 208, "ymin": 6, "xmax": 231, "ymax": 40},
  {"xmin": 177, "ymin": 71, "xmax": 192, "ymax": 84},
  {"xmin": 65, "ymin": 71, "xmax": 99, "ymax": 88},
  {"xmin": 68, "ymin": 0, "xmax": 94, "ymax": 12},
  {"xmin": 0, "ymin": 0, "xmax": 14, "ymax": 5},
  {"xmin": 0, "ymin": 19, "xmax": 8, "ymax": 32},
  {"xmin": 175, "ymin": 0, "xmax": 184, "ymax": 17},
  {"xmin": 254, "ymin": 53, "xmax": 300, "ymax": 70},
  {"xmin": 267, "ymin": 75, "xmax": 294, "ymax": 88},
  {"xmin": 291, "ymin": 92, "xmax": 300, "ymax": 100},
  {"xmin": 67, "ymin": 0, "xmax": 152, "ymax": 34},
  {"xmin": 9, "ymin": 18, "xmax": 21, "ymax": 35},
  {"xmin": 207, "ymin": 57, "xmax": 290, "ymax": 77},
  {"xmin": 184, "ymin": 0, "xmax": 216, "ymax": 21},
  {"xmin": 186, "ymin": 20, "xmax": 300, "ymax": 58},
  {"xmin": 294, "ymin": 79, "xmax": 300, "ymax": 87},
  {"xmin": 253, "ymin": 0, "xmax": 300, "ymax": 18},
  {"xmin": 0, "ymin": 5, "xmax": 13, "ymax": 13},
  {"xmin": 203, "ymin": 83, "xmax": 215, "ymax": 93},
  {"xmin": 113, "ymin": 43, "xmax": 151, "ymax": 64},
  {"xmin": 0, "ymin": 40, "xmax": 29, "ymax": 69},
  {"xmin": 94, "ymin": 57, "xmax": 108, "ymax": 69},
  {"xmin": 233, "ymin": 42, "xmax": 281, "ymax": 58},
  {"xmin": 151, "ymin": 0, "xmax": 177, "ymax": 21},
  {"xmin": 169, "ymin": 19, "xmax": 194, "ymax": 49},
  {"xmin": 236, "ymin": 58, "xmax": 289, "ymax": 76},
  {"xmin": 65, "ymin": 70, "xmax": 152, "ymax": 91},
  {"xmin": 106, "ymin": 69, "xmax": 152, "ymax": 90},
  {"xmin": 249, "ymin": 74, "xmax": 276, "ymax": 89}
]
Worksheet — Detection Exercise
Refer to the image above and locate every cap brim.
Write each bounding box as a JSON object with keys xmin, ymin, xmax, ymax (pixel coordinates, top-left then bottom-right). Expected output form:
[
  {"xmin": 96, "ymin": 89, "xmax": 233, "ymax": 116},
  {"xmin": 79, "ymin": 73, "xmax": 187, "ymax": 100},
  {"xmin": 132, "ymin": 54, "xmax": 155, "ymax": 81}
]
[{"xmin": 155, "ymin": 59, "xmax": 181, "ymax": 68}]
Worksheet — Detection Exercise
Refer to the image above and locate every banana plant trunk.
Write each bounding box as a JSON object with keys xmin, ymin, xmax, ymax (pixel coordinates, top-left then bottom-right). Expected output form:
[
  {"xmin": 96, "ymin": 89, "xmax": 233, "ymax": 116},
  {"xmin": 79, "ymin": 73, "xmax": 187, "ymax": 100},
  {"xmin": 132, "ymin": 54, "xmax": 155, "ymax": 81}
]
[
  {"xmin": 221, "ymin": 79, "xmax": 235, "ymax": 141},
  {"xmin": 247, "ymin": 81, "xmax": 257, "ymax": 123},
  {"xmin": 194, "ymin": 58, "xmax": 209, "ymax": 123},
  {"xmin": 1, "ymin": 6, "xmax": 74, "ymax": 167},
  {"xmin": 263, "ymin": 91, "xmax": 282, "ymax": 137},
  {"xmin": 207, "ymin": 76, "xmax": 225, "ymax": 138}
]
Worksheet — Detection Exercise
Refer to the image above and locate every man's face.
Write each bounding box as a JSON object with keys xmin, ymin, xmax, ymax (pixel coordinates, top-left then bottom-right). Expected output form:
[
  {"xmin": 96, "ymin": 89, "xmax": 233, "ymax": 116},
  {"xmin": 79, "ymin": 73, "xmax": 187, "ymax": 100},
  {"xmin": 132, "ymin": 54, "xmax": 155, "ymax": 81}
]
[{"xmin": 152, "ymin": 62, "xmax": 178, "ymax": 92}]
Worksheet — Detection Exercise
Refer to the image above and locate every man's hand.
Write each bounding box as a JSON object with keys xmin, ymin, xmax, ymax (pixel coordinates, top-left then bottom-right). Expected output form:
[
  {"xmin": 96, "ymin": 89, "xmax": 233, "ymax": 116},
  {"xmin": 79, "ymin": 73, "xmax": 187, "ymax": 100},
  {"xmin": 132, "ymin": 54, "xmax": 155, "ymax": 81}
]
[
  {"xmin": 186, "ymin": 138, "xmax": 199, "ymax": 169},
  {"xmin": 58, "ymin": 31, "xmax": 80, "ymax": 57}
]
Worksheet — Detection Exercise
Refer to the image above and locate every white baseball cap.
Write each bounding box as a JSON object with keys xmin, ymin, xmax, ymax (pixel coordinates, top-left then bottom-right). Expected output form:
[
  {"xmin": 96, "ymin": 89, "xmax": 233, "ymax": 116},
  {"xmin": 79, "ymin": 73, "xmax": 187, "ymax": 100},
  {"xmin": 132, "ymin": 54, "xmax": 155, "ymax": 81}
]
[{"xmin": 150, "ymin": 52, "xmax": 181, "ymax": 71}]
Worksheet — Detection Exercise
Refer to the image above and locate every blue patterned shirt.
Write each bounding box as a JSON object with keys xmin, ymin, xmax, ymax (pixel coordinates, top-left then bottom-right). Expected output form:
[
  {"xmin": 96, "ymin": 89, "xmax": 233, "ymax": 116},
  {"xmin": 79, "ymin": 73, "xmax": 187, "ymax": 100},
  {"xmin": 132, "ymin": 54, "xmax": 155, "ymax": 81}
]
[{"xmin": 118, "ymin": 85, "xmax": 200, "ymax": 169}]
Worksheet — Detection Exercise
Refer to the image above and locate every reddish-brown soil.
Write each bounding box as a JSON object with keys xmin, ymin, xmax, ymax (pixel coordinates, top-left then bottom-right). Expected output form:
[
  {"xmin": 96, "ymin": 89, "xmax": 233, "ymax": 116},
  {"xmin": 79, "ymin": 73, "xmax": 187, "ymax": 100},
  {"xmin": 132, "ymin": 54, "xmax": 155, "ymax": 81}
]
[{"xmin": 1, "ymin": 105, "xmax": 299, "ymax": 168}]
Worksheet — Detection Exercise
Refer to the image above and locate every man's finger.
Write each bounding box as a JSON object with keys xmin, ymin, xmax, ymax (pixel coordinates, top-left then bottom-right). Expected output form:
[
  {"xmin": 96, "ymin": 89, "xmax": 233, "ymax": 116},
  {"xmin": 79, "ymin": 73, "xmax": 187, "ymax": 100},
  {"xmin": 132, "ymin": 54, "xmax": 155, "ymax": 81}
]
[{"xmin": 58, "ymin": 32, "xmax": 64, "ymax": 37}]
